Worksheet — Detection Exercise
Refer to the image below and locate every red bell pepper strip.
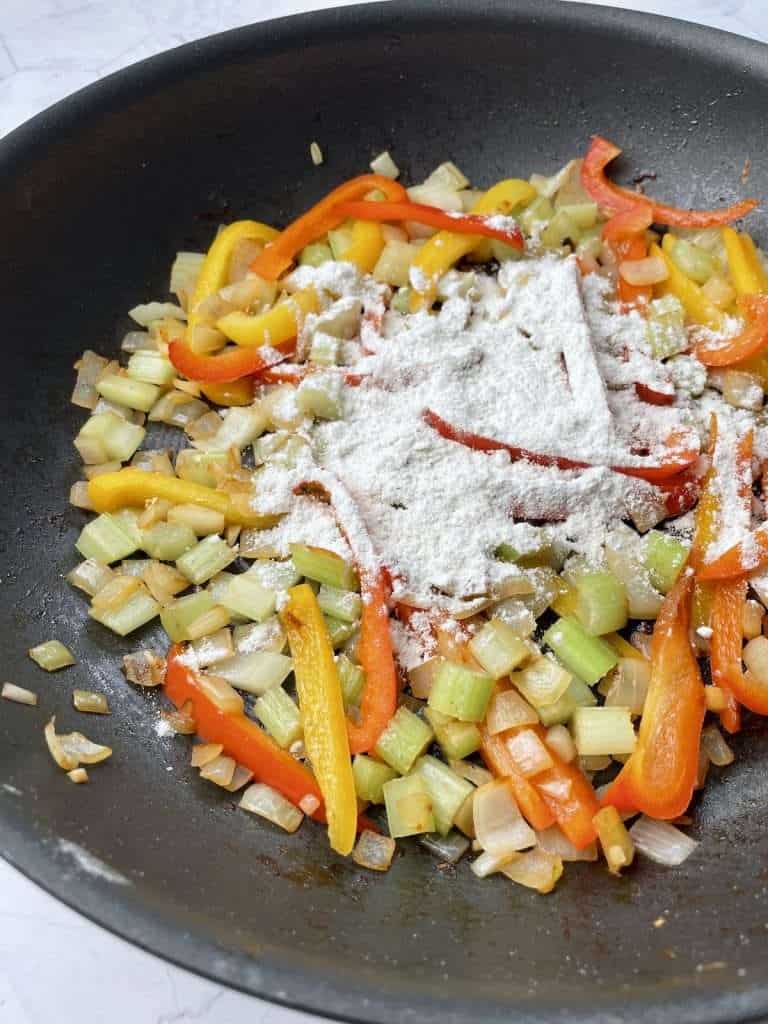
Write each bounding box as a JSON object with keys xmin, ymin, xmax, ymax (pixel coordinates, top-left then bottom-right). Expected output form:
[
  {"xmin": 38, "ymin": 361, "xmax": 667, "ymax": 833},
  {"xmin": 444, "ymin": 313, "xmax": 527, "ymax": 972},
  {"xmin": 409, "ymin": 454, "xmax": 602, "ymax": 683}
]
[
  {"xmin": 258, "ymin": 365, "xmax": 367, "ymax": 387},
  {"xmin": 694, "ymin": 295, "xmax": 768, "ymax": 367},
  {"xmin": 602, "ymin": 572, "xmax": 706, "ymax": 820},
  {"xmin": 422, "ymin": 408, "xmax": 698, "ymax": 484},
  {"xmin": 602, "ymin": 202, "xmax": 654, "ymax": 241},
  {"xmin": 479, "ymin": 721, "xmax": 557, "ymax": 833},
  {"xmin": 164, "ymin": 645, "xmax": 325, "ymax": 820},
  {"xmin": 635, "ymin": 381, "xmax": 675, "ymax": 406},
  {"xmin": 654, "ymin": 467, "xmax": 701, "ymax": 518},
  {"xmin": 250, "ymin": 174, "xmax": 408, "ymax": 281},
  {"xmin": 331, "ymin": 200, "xmax": 524, "ymax": 250},
  {"xmin": 582, "ymin": 135, "xmax": 758, "ymax": 228},
  {"xmin": 168, "ymin": 337, "xmax": 294, "ymax": 383}
]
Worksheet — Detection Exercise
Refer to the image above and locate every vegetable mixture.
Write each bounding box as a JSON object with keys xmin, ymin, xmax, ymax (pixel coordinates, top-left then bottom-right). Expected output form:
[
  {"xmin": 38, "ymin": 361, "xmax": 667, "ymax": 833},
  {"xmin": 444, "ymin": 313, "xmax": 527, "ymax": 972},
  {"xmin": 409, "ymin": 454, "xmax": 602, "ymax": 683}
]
[{"xmin": 20, "ymin": 135, "xmax": 768, "ymax": 891}]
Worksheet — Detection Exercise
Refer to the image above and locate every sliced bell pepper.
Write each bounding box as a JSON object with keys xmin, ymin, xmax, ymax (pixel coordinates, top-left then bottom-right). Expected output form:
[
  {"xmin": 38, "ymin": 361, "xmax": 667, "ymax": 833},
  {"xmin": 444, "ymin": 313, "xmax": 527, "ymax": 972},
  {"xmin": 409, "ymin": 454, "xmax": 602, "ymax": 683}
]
[
  {"xmin": 710, "ymin": 579, "xmax": 750, "ymax": 731},
  {"xmin": 217, "ymin": 288, "xmax": 318, "ymax": 348},
  {"xmin": 602, "ymin": 202, "xmax": 654, "ymax": 241},
  {"xmin": 280, "ymin": 584, "xmax": 357, "ymax": 855},
  {"xmin": 723, "ymin": 227, "xmax": 768, "ymax": 296},
  {"xmin": 654, "ymin": 238, "xmax": 725, "ymax": 331},
  {"xmin": 250, "ymin": 174, "xmax": 408, "ymax": 281},
  {"xmin": 169, "ymin": 336, "xmax": 293, "ymax": 383},
  {"xmin": 582, "ymin": 135, "xmax": 758, "ymax": 228},
  {"xmin": 602, "ymin": 572, "xmax": 705, "ymax": 820},
  {"xmin": 530, "ymin": 725, "xmax": 600, "ymax": 849},
  {"xmin": 88, "ymin": 468, "xmax": 279, "ymax": 528},
  {"xmin": 409, "ymin": 178, "xmax": 536, "ymax": 310},
  {"xmin": 694, "ymin": 295, "xmax": 768, "ymax": 367},
  {"xmin": 615, "ymin": 233, "xmax": 654, "ymax": 310},
  {"xmin": 635, "ymin": 381, "xmax": 675, "ymax": 405},
  {"xmin": 333, "ymin": 200, "xmax": 525, "ymax": 250},
  {"xmin": 199, "ymin": 379, "xmax": 255, "ymax": 406},
  {"xmin": 340, "ymin": 219, "xmax": 385, "ymax": 273},
  {"xmin": 479, "ymin": 719, "xmax": 557, "ymax": 832},
  {"xmin": 164, "ymin": 645, "xmax": 325, "ymax": 819},
  {"xmin": 187, "ymin": 220, "xmax": 280, "ymax": 348}
]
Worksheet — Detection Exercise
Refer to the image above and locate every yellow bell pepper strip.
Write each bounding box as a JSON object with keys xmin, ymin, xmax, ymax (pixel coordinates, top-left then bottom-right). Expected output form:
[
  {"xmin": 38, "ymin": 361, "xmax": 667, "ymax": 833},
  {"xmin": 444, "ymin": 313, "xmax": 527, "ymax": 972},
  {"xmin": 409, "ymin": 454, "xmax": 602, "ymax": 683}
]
[
  {"xmin": 694, "ymin": 295, "xmax": 768, "ymax": 366},
  {"xmin": 187, "ymin": 221, "xmax": 279, "ymax": 349},
  {"xmin": 602, "ymin": 572, "xmax": 705, "ymax": 820},
  {"xmin": 723, "ymin": 227, "xmax": 768, "ymax": 296},
  {"xmin": 654, "ymin": 238, "xmax": 724, "ymax": 330},
  {"xmin": 409, "ymin": 179, "xmax": 536, "ymax": 310},
  {"xmin": 250, "ymin": 174, "xmax": 408, "ymax": 281},
  {"xmin": 88, "ymin": 468, "xmax": 279, "ymax": 528},
  {"xmin": 217, "ymin": 288, "xmax": 317, "ymax": 348},
  {"xmin": 280, "ymin": 584, "xmax": 357, "ymax": 856},
  {"xmin": 340, "ymin": 220, "xmax": 385, "ymax": 273},
  {"xmin": 200, "ymin": 379, "xmax": 254, "ymax": 406},
  {"xmin": 582, "ymin": 135, "xmax": 759, "ymax": 227}
]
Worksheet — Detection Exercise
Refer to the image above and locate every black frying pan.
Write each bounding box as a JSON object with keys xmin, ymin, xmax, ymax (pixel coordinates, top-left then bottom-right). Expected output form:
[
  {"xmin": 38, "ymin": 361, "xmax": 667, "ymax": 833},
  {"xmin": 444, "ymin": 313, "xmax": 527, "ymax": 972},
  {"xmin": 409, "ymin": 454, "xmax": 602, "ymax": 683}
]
[{"xmin": 2, "ymin": 2, "xmax": 768, "ymax": 1021}]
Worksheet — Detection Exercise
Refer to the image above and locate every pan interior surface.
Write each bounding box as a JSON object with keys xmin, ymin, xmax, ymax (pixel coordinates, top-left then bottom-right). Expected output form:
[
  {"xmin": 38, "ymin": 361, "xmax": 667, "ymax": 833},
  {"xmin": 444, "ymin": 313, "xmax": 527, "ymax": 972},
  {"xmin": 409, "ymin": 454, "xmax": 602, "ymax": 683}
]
[{"xmin": 2, "ymin": 2, "xmax": 768, "ymax": 1022}]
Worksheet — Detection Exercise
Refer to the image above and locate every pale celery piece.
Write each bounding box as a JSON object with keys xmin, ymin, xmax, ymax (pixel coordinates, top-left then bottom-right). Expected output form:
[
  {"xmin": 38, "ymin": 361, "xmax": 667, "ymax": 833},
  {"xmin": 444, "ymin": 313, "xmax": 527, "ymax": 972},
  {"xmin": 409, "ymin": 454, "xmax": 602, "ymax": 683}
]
[
  {"xmin": 290, "ymin": 544, "xmax": 359, "ymax": 591},
  {"xmin": 29, "ymin": 640, "xmax": 75, "ymax": 671},
  {"xmin": 328, "ymin": 225, "xmax": 354, "ymax": 260},
  {"xmin": 468, "ymin": 619, "xmax": 529, "ymax": 679},
  {"xmin": 219, "ymin": 574, "xmax": 276, "ymax": 622},
  {"xmin": 299, "ymin": 241, "xmax": 333, "ymax": 267},
  {"xmin": 337, "ymin": 654, "xmax": 365, "ymax": 707},
  {"xmin": 127, "ymin": 350, "xmax": 176, "ymax": 387},
  {"xmin": 76, "ymin": 412, "xmax": 146, "ymax": 463},
  {"xmin": 353, "ymin": 754, "xmax": 397, "ymax": 804},
  {"xmin": 246, "ymin": 559, "xmax": 301, "ymax": 593},
  {"xmin": 90, "ymin": 587, "xmax": 159, "ymax": 635},
  {"xmin": 536, "ymin": 676, "xmax": 596, "ymax": 727},
  {"xmin": 317, "ymin": 585, "xmax": 362, "ymax": 624},
  {"xmin": 644, "ymin": 531, "xmax": 689, "ymax": 594},
  {"xmin": 76, "ymin": 513, "xmax": 138, "ymax": 564},
  {"xmin": 539, "ymin": 208, "xmax": 580, "ymax": 249},
  {"xmin": 543, "ymin": 617, "xmax": 618, "ymax": 686},
  {"xmin": 177, "ymin": 536, "xmax": 236, "ymax": 585},
  {"xmin": 254, "ymin": 686, "xmax": 302, "ymax": 747},
  {"xmin": 66, "ymin": 559, "xmax": 114, "ymax": 597},
  {"xmin": 160, "ymin": 590, "xmax": 216, "ymax": 642},
  {"xmin": 175, "ymin": 450, "xmax": 229, "ymax": 488},
  {"xmin": 111, "ymin": 508, "xmax": 144, "ymax": 547},
  {"xmin": 646, "ymin": 295, "xmax": 687, "ymax": 359},
  {"xmin": 391, "ymin": 287, "xmax": 412, "ymax": 314},
  {"xmin": 383, "ymin": 773, "xmax": 435, "ymax": 838},
  {"xmin": 571, "ymin": 706, "xmax": 637, "ymax": 756},
  {"xmin": 215, "ymin": 651, "xmax": 293, "ymax": 696},
  {"xmin": 669, "ymin": 237, "xmax": 715, "ymax": 284},
  {"xmin": 296, "ymin": 372, "xmax": 343, "ymax": 420},
  {"xmin": 428, "ymin": 661, "xmax": 494, "ymax": 723},
  {"xmin": 573, "ymin": 571, "xmax": 628, "ymax": 635},
  {"xmin": 372, "ymin": 240, "xmax": 418, "ymax": 288},
  {"xmin": 233, "ymin": 618, "xmax": 286, "ymax": 655},
  {"xmin": 309, "ymin": 332, "xmax": 341, "ymax": 366},
  {"xmin": 374, "ymin": 706, "xmax": 434, "ymax": 775},
  {"xmin": 519, "ymin": 195, "xmax": 554, "ymax": 235},
  {"xmin": 556, "ymin": 201, "xmax": 598, "ymax": 230},
  {"xmin": 414, "ymin": 755, "xmax": 474, "ymax": 836},
  {"xmin": 324, "ymin": 615, "xmax": 357, "ymax": 650},
  {"xmin": 142, "ymin": 522, "xmax": 197, "ymax": 561},
  {"xmin": 424, "ymin": 706, "xmax": 481, "ymax": 760},
  {"xmin": 96, "ymin": 373, "xmax": 161, "ymax": 412},
  {"xmin": 512, "ymin": 655, "xmax": 572, "ymax": 708}
]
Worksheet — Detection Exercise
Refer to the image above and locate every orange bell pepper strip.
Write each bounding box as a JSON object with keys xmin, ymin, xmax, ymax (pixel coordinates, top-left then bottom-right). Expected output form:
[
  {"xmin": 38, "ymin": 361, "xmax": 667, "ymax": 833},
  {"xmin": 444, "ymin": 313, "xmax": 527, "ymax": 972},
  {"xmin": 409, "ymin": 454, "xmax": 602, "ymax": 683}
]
[
  {"xmin": 479, "ymin": 713, "xmax": 556, "ymax": 833},
  {"xmin": 694, "ymin": 295, "xmax": 768, "ymax": 367},
  {"xmin": 164, "ymin": 645, "xmax": 326, "ymax": 820},
  {"xmin": 250, "ymin": 174, "xmax": 408, "ymax": 281},
  {"xmin": 602, "ymin": 572, "xmax": 706, "ymax": 819},
  {"xmin": 169, "ymin": 336, "xmax": 293, "ymax": 383},
  {"xmin": 603, "ymin": 201, "xmax": 654, "ymax": 310},
  {"xmin": 525, "ymin": 725, "xmax": 600, "ymax": 849},
  {"xmin": 332, "ymin": 200, "xmax": 524, "ymax": 249},
  {"xmin": 711, "ymin": 578, "xmax": 768, "ymax": 717},
  {"xmin": 581, "ymin": 135, "xmax": 758, "ymax": 227}
]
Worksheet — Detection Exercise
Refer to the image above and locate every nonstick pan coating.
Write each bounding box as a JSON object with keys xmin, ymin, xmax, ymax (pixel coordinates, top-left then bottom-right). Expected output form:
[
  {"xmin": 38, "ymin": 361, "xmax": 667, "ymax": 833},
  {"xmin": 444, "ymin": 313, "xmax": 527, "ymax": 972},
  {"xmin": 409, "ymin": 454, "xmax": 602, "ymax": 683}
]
[{"xmin": 2, "ymin": 2, "xmax": 768, "ymax": 1021}]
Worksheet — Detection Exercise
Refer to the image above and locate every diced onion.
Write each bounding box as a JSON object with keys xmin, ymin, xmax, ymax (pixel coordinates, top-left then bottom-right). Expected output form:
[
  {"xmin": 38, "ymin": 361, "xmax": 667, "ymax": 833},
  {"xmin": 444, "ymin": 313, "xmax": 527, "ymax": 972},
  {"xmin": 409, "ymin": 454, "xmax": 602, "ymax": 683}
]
[
  {"xmin": 72, "ymin": 690, "xmax": 110, "ymax": 715},
  {"xmin": 299, "ymin": 794, "xmax": 321, "ymax": 815},
  {"xmin": 240, "ymin": 783, "xmax": 304, "ymax": 833},
  {"xmin": 536, "ymin": 825, "xmax": 597, "ymax": 862},
  {"xmin": 448, "ymin": 759, "xmax": 493, "ymax": 788},
  {"xmin": 199, "ymin": 754, "xmax": 236, "ymax": 787},
  {"xmin": 743, "ymin": 635, "xmax": 768, "ymax": 683},
  {"xmin": 701, "ymin": 724, "xmax": 735, "ymax": 767},
  {"xmin": 353, "ymin": 830, "xmax": 396, "ymax": 871},
  {"xmin": 198, "ymin": 672, "xmax": 244, "ymax": 714},
  {"xmin": 67, "ymin": 768, "xmax": 89, "ymax": 784},
  {"xmin": 369, "ymin": 150, "xmax": 400, "ymax": 179},
  {"xmin": 160, "ymin": 700, "xmax": 197, "ymax": 735},
  {"xmin": 224, "ymin": 764, "xmax": 254, "ymax": 793},
  {"xmin": 122, "ymin": 651, "xmax": 166, "ymax": 687},
  {"xmin": 190, "ymin": 742, "xmax": 224, "ymax": 768},
  {"xmin": 67, "ymin": 560, "xmax": 115, "ymax": 597},
  {"xmin": 473, "ymin": 779, "xmax": 536, "ymax": 857},
  {"xmin": 129, "ymin": 301, "xmax": 187, "ymax": 327},
  {"xmin": 419, "ymin": 830, "xmax": 470, "ymax": 864},
  {"xmin": 486, "ymin": 688, "xmax": 539, "ymax": 734},
  {"xmin": 743, "ymin": 599, "xmax": 764, "ymax": 640},
  {"xmin": 408, "ymin": 657, "xmax": 443, "ymax": 699},
  {"xmin": 544, "ymin": 724, "xmax": 577, "ymax": 763},
  {"xmin": 505, "ymin": 729, "xmax": 554, "ymax": 778},
  {"xmin": 72, "ymin": 350, "xmax": 109, "ymax": 410},
  {"xmin": 1, "ymin": 682, "xmax": 38, "ymax": 706},
  {"xmin": 619, "ymin": 255, "xmax": 668, "ymax": 286},
  {"xmin": 629, "ymin": 815, "xmax": 698, "ymax": 866},
  {"xmin": 44, "ymin": 716, "xmax": 112, "ymax": 770},
  {"xmin": 310, "ymin": 141, "xmax": 324, "ymax": 166},
  {"xmin": 69, "ymin": 481, "xmax": 94, "ymax": 510},
  {"xmin": 470, "ymin": 849, "xmax": 520, "ymax": 878},
  {"xmin": 500, "ymin": 847, "xmax": 563, "ymax": 893}
]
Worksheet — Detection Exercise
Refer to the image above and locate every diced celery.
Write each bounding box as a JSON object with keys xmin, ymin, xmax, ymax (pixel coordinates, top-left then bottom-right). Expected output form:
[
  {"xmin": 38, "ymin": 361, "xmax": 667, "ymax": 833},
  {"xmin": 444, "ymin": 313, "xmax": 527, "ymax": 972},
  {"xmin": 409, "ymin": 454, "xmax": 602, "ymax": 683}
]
[
  {"xmin": 176, "ymin": 536, "xmax": 236, "ymax": 585},
  {"xmin": 324, "ymin": 615, "xmax": 357, "ymax": 649},
  {"xmin": 644, "ymin": 530, "xmax": 689, "ymax": 594},
  {"xmin": 317, "ymin": 585, "xmax": 362, "ymax": 624},
  {"xmin": 391, "ymin": 287, "xmax": 412, "ymax": 314},
  {"xmin": 336, "ymin": 653, "xmax": 365, "ymax": 707},
  {"xmin": 28, "ymin": 640, "xmax": 75, "ymax": 671},
  {"xmin": 519, "ymin": 195, "xmax": 554, "ymax": 235},
  {"xmin": 536, "ymin": 676, "xmax": 597, "ymax": 727},
  {"xmin": 76, "ymin": 513, "xmax": 138, "ymax": 564},
  {"xmin": 233, "ymin": 618, "xmax": 286, "ymax": 654},
  {"xmin": 645, "ymin": 295, "xmax": 687, "ymax": 359},
  {"xmin": 142, "ymin": 522, "xmax": 197, "ymax": 561},
  {"xmin": 175, "ymin": 450, "xmax": 229, "ymax": 488},
  {"xmin": 309, "ymin": 332, "xmax": 341, "ymax": 366},
  {"xmin": 543, "ymin": 617, "xmax": 618, "ymax": 686},
  {"xmin": 468, "ymin": 619, "xmax": 529, "ymax": 679},
  {"xmin": 512, "ymin": 655, "xmax": 572, "ymax": 708},
  {"xmin": 573, "ymin": 571, "xmax": 628, "ymax": 635},
  {"xmin": 494, "ymin": 542, "xmax": 520, "ymax": 563},
  {"xmin": 76, "ymin": 412, "xmax": 146, "ymax": 463},
  {"xmin": 290, "ymin": 544, "xmax": 359, "ymax": 590},
  {"xmin": 556, "ymin": 201, "xmax": 598, "ymax": 231},
  {"xmin": 111, "ymin": 508, "xmax": 144, "ymax": 547},
  {"xmin": 96, "ymin": 373, "xmax": 161, "ymax": 412},
  {"xmin": 571, "ymin": 706, "xmax": 636, "ymax": 756},
  {"xmin": 245, "ymin": 559, "xmax": 301, "ymax": 592},
  {"xmin": 299, "ymin": 241, "xmax": 333, "ymax": 267},
  {"xmin": 160, "ymin": 590, "xmax": 216, "ymax": 642},
  {"xmin": 296, "ymin": 372, "xmax": 343, "ymax": 420},
  {"xmin": 414, "ymin": 755, "xmax": 473, "ymax": 836},
  {"xmin": 540, "ymin": 209, "xmax": 580, "ymax": 249},
  {"xmin": 90, "ymin": 585, "xmax": 159, "ymax": 635},
  {"xmin": 215, "ymin": 651, "xmax": 293, "ymax": 696},
  {"xmin": 328, "ymin": 224, "xmax": 354, "ymax": 260},
  {"xmin": 219, "ymin": 574, "xmax": 276, "ymax": 622},
  {"xmin": 372, "ymin": 240, "xmax": 419, "ymax": 287},
  {"xmin": 669, "ymin": 237, "xmax": 714, "ymax": 284},
  {"xmin": 383, "ymin": 773, "xmax": 435, "ymax": 838},
  {"xmin": 353, "ymin": 754, "xmax": 397, "ymax": 804},
  {"xmin": 374, "ymin": 706, "xmax": 434, "ymax": 775},
  {"xmin": 127, "ymin": 350, "xmax": 176, "ymax": 387},
  {"xmin": 254, "ymin": 686, "xmax": 302, "ymax": 747},
  {"xmin": 428, "ymin": 661, "xmax": 494, "ymax": 723},
  {"xmin": 424, "ymin": 707, "xmax": 481, "ymax": 760}
]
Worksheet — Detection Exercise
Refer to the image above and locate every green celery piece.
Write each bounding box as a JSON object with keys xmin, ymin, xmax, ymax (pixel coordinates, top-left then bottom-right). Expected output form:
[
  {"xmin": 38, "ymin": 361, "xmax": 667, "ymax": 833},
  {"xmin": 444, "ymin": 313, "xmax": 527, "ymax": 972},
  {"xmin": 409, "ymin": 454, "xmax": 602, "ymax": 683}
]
[
  {"xmin": 254, "ymin": 686, "xmax": 302, "ymax": 747},
  {"xmin": 96, "ymin": 373, "xmax": 161, "ymax": 412},
  {"xmin": 425, "ymin": 707, "xmax": 482, "ymax": 760},
  {"xmin": 176, "ymin": 536, "xmax": 236, "ymax": 585},
  {"xmin": 543, "ymin": 617, "xmax": 618, "ymax": 686},
  {"xmin": 352, "ymin": 754, "xmax": 397, "ymax": 804},
  {"xmin": 328, "ymin": 225, "xmax": 354, "ymax": 260},
  {"xmin": 536, "ymin": 676, "xmax": 596, "ymax": 727},
  {"xmin": 413, "ymin": 756, "xmax": 474, "ymax": 836},
  {"xmin": 317, "ymin": 584, "xmax": 362, "ymax": 623},
  {"xmin": 374, "ymin": 707, "xmax": 434, "ymax": 775},
  {"xmin": 556, "ymin": 201, "xmax": 598, "ymax": 230},
  {"xmin": 468, "ymin": 619, "xmax": 529, "ymax": 679},
  {"xmin": 290, "ymin": 544, "xmax": 359, "ymax": 591},
  {"xmin": 299, "ymin": 241, "xmax": 333, "ymax": 267},
  {"xmin": 428, "ymin": 661, "xmax": 494, "ymax": 723},
  {"xmin": 215, "ymin": 651, "xmax": 293, "ymax": 696},
  {"xmin": 645, "ymin": 295, "xmax": 687, "ymax": 359},
  {"xmin": 324, "ymin": 615, "xmax": 357, "ymax": 650},
  {"xmin": 76, "ymin": 513, "xmax": 138, "ymax": 564},
  {"xmin": 336, "ymin": 654, "xmax": 365, "ymax": 708},
  {"xmin": 573, "ymin": 571, "xmax": 628, "ymax": 635},
  {"xmin": 142, "ymin": 522, "xmax": 197, "ymax": 561},
  {"xmin": 644, "ymin": 531, "xmax": 689, "ymax": 594},
  {"xmin": 383, "ymin": 773, "xmax": 435, "ymax": 838},
  {"xmin": 90, "ymin": 588, "xmax": 159, "ymax": 635},
  {"xmin": 126, "ymin": 350, "xmax": 176, "ymax": 387},
  {"xmin": 669, "ymin": 238, "xmax": 714, "ymax": 284},
  {"xmin": 175, "ymin": 451, "xmax": 229, "ymax": 488},
  {"xmin": 160, "ymin": 590, "xmax": 216, "ymax": 642},
  {"xmin": 494, "ymin": 542, "xmax": 520, "ymax": 563},
  {"xmin": 219, "ymin": 574, "xmax": 276, "ymax": 622},
  {"xmin": 540, "ymin": 208, "xmax": 580, "ymax": 249},
  {"xmin": 245, "ymin": 559, "xmax": 301, "ymax": 592}
]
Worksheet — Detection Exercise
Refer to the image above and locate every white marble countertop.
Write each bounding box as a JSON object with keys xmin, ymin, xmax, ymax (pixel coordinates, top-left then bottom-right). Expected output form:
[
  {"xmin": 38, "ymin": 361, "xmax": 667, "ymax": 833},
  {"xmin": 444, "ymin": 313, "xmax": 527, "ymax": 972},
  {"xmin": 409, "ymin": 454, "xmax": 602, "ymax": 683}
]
[{"xmin": 2, "ymin": 1, "xmax": 768, "ymax": 1022}]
